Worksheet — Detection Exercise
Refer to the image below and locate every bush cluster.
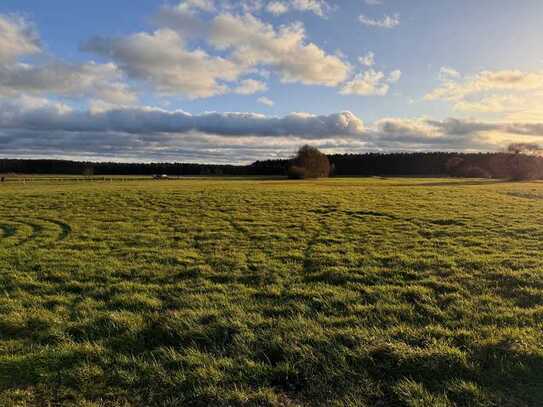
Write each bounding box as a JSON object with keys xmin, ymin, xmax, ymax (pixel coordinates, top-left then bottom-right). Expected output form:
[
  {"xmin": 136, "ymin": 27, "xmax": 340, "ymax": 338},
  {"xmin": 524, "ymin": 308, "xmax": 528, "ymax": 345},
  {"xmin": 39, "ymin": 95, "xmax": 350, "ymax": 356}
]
[{"xmin": 288, "ymin": 145, "xmax": 331, "ymax": 179}]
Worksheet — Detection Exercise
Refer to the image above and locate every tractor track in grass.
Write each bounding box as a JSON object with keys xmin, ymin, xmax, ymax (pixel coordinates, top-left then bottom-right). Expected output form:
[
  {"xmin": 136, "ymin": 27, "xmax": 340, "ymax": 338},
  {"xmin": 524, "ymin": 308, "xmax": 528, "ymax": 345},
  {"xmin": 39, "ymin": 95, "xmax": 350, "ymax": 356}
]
[
  {"xmin": 39, "ymin": 218, "xmax": 72, "ymax": 241},
  {"xmin": 0, "ymin": 223, "xmax": 17, "ymax": 239},
  {"xmin": 302, "ymin": 206, "xmax": 338, "ymax": 274},
  {"xmin": 0, "ymin": 217, "xmax": 72, "ymax": 247}
]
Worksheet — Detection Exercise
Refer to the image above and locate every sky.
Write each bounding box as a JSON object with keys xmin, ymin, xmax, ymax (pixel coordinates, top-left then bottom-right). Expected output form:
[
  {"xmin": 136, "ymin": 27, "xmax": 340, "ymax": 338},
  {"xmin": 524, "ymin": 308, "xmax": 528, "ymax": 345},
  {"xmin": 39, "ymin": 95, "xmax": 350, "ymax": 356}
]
[{"xmin": 1, "ymin": 0, "xmax": 543, "ymax": 163}]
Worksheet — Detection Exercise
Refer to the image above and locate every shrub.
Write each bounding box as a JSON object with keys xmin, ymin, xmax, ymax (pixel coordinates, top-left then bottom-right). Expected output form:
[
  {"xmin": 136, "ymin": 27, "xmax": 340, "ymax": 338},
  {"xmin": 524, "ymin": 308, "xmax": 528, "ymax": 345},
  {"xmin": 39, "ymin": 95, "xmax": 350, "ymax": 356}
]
[
  {"xmin": 461, "ymin": 165, "xmax": 491, "ymax": 178},
  {"xmin": 509, "ymin": 154, "xmax": 542, "ymax": 180},
  {"xmin": 288, "ymin": 145, "xmax": 330, "ymax": 179},
  {"xmin": 287, "ymin": 166, "xmax": 306, "ymax": 179},
  {"xmin": 445, "ymin": 157, "xmax": 465, "ymax": 177},
  {"xmin": 446, "ymin": 157, "xmax": 490, "ymax": 178},
  {"xmin": 82, "ymin": 165, "xmax": 94, "ymax": 177}
]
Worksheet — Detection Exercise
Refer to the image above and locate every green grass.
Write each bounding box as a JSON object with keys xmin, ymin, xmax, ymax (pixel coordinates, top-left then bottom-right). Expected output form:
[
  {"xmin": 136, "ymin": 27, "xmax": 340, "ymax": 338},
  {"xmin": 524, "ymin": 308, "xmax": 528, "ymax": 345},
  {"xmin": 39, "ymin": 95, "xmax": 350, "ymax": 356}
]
[{"xmin": 1, "ymin": 177, "xmax": 542, "ymax": 406}]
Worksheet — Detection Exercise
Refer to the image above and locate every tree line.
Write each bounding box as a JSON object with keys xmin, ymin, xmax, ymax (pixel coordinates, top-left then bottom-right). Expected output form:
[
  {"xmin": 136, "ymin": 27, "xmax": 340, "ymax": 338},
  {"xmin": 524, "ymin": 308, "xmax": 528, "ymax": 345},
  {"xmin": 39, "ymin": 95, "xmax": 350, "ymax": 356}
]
[{"xmin": 1, "ymin": 150, "xmax": 543, "ymax": 180}]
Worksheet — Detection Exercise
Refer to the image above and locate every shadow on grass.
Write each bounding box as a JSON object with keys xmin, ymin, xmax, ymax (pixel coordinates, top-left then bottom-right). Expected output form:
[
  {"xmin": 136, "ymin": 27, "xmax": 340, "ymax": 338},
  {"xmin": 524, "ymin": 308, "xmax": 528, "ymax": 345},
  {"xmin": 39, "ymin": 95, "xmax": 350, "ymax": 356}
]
[
  {"xmin": 0, "ymin": 224, "xmax": 16, "ymax": 238},
  {"xmin": 39, "ymin": 218, "xmax": 72, "ymax": 240},
  {"xmin": 386, "ymin": 179, "xmax": 512, "ymax": 188}
]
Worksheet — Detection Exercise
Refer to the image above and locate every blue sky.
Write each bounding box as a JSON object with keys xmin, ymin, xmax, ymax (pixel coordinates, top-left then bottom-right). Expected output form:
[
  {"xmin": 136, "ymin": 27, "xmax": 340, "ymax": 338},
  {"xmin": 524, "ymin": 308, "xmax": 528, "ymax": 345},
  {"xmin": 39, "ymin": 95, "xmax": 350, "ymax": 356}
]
[{"xmin": 1, "ymin": 0, "xmax": 543, "ymax": 162}]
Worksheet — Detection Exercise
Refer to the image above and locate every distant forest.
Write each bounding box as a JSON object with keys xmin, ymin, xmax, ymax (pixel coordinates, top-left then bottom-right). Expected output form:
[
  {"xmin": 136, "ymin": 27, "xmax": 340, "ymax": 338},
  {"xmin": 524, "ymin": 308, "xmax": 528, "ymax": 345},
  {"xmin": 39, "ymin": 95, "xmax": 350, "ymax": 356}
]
[{"xmin": 1, "ymin": 152, "xmax": 543, "ymax": 180}]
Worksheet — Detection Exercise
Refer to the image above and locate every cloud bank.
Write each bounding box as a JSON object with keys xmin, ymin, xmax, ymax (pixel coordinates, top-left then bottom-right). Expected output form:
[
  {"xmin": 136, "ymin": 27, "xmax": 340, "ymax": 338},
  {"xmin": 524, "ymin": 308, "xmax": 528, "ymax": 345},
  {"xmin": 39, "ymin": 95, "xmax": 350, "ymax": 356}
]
[
  {"xmin": 425, "ymin": 68, "xmax": 543, "ymax": 121},
  {"xmin": 0, "ymin": 98, "xmax": 364, "ymax": 138},
  {"xmin": 2, "ymin": 98, "xmax": 543, "ymax": 162}
]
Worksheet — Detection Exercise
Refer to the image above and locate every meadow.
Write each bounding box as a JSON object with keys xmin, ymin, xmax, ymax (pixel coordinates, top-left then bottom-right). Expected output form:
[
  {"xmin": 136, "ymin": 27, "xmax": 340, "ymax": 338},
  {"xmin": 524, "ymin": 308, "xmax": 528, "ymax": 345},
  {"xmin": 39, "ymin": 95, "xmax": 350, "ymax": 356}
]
[{"xmin": 0, "ymin": 177, "xmax": 542, "ymax": 406}]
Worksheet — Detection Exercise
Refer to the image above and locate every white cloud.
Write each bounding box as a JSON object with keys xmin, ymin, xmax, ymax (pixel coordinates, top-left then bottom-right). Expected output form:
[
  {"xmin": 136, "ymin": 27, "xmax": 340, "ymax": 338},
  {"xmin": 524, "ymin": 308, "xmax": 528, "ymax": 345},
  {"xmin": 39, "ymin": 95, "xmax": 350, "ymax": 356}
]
[
  {"xmin": 439, "ymin": 66, "xmax": 460, "ymax": 81},
  {"xmin": 340, "ymin": 69, "xmax": 400, "ymax": 96},
  {"xmin": 161, "ymin": 0, "xmax": 216, "ymax": 15},
  {"xmin": 424, "ymin": 117, "xmax": 543, "ymax": 139},
  {"xmin": 234, "ymin": 79, "xmax": 268, "ymax": 94},
  {"xmin": 0, "ymin": 14, "xmax": 41, "ymax": 62},
  {"xmin": 152, "ymin": 3, "xmax": 210, "ymax": 38},
  {"xmin": 89, "ymin": 10, "xmax": 351, "ymax": 98},
  {"xmin": 257, "ymin": 96, "xmax": 274, "ymax": 106},
  {"xmin": 266, "ymin": 1, "xmax": 289, "ymax": 15},
  {"xmin": 358, "ymin": 51, "xmax": 375, "ymax": 67},
  {"xmin": 8, "ymin": 94, "xmax": 73, "ymax": 114},
  {"xmin": 290, "ymin": 0, "xmax": 330, "ymax": 16},
  {"xmin": 426, "ymin": 69, "xmax": 543, "ymax": 102},
  {"xmin": 425, "ymin": 69, "xmax": 543, "ymax": 120},
  {"xmin": 0, "ymin": 61, "xmax": 136, "ymax": 104},
  {"xmin": 181, "ymin": 0, "xmax": 216, "ymax": 12},
  {"xmin": 359, "ymin": 14, "xmax": 400, "ymax": 28},
  {"xmin": 210, "ymin": 13, "xmax": 350, "ymax": 86},
  {"xmin": 340, "ymin": 70, "xmax": 388, "ymax": 96},
  {"xmin": 235, "ymin": 0, "xmax": 265, "ymax": 14},
  {"xmin": 163, "ymin": 0, "xmax": 330, "ymax": 18},
  {"xmin": 388, "ymin": 69, "xmax": 401, "ymax": 83},
  {"xmin": 368, "ymin": 117, "xmax": 543, "ymax": 151},
  {"xmin": 0, "ymin": 14, "xmax": 136, "ymax": 105},
  {"xmin": 265, "ymin": 0, "xmax": 331, "ymax": 16},
  {"xmin": 365, "ymin": 0, "xmax": 383, "ymax": 5},
  {"xmin": 453, "ymin": 94, "xmax": 526, "ymax": 113},
  {"xmin": 83, "ymin": 29, "xmax": 245, "ymax": 99},
  {"xmin": 0, "ymin": 100, "xmax": 365, "ymax": 139}
]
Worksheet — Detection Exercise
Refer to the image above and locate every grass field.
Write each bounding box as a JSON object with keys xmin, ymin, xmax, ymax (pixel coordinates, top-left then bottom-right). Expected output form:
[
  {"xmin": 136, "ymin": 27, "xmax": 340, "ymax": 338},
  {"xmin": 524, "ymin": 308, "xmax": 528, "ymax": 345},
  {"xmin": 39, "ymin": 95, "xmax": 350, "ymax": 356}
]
[{"xmin": 1, "ymin": 177, "xmax": 542, "ymax": 406}]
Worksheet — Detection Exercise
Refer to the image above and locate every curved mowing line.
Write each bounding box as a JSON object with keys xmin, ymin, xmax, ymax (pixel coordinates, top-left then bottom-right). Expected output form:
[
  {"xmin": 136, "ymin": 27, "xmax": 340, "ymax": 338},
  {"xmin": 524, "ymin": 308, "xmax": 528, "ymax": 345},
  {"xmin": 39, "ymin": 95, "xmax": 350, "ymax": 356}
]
[
  {"xmin": 344, "ymin": 209, "xmax": 465, "ymax": 229},
  {"xmin": 37, "ymin": 218, "xmax": 72, "ymax": 241},
  {"xmin": 0, "ymin": 222, "xmax": 34, "ymax": 246},
  {"xmin": 15, "ymin": 221, "xmax": 43, "ymax": 246},
  {"xmin": 0, "ymin": 224, "xmax": 17, "ymax": 239},
  {"xmin": 0, "ymin": 218, "xmax": 72, "ymax": 246},
  {"xmin": 504, "ymin": 192, "xmax": 543, "ymax": 201}
]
